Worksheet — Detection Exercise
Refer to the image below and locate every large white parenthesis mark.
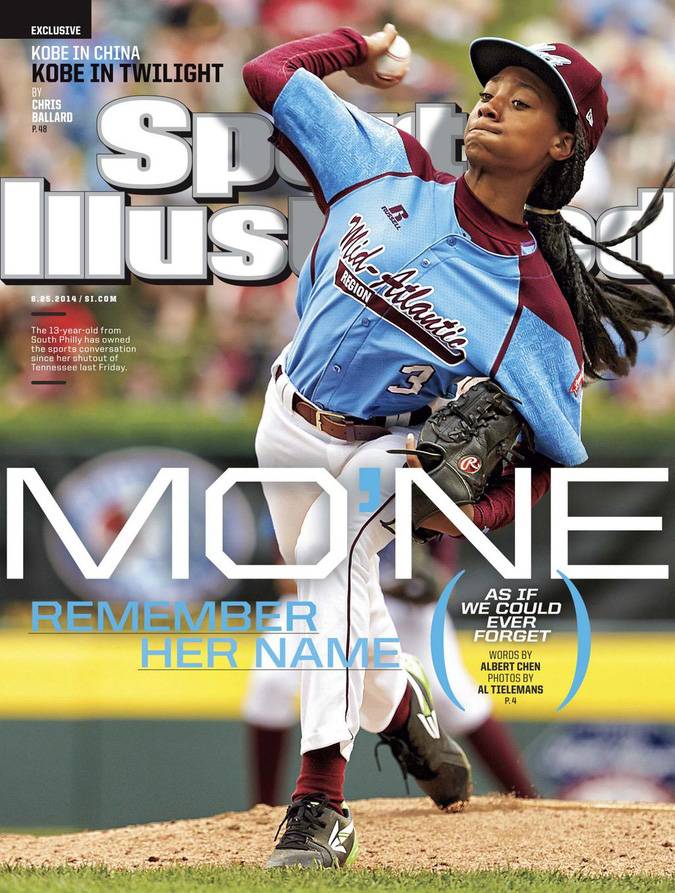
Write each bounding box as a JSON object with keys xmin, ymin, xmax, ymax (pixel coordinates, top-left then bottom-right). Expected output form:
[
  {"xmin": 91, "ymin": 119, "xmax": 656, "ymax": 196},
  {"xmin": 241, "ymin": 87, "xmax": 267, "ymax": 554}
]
[{"xmin": 205, "ymin": 468, "xmax": 348, "ymax": 579}]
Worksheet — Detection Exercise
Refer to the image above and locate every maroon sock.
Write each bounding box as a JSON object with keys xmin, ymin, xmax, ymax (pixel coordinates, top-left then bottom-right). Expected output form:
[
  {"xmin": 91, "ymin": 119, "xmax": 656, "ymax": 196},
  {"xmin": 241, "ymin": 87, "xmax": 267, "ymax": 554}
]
[
  {"xmin": 467, "ymin": 716, "xmax": 538, "ymax": 798},
  {"xmin": 249, "ymin": 725, "xmax": 289, "ymax": 806},
  {"xmin": 383, "ymin": 683, "xmax": 413, "ymax": 734},
  {"xmin": 292, "ymin": 744, "xmax": 346, "ymax": 813}
]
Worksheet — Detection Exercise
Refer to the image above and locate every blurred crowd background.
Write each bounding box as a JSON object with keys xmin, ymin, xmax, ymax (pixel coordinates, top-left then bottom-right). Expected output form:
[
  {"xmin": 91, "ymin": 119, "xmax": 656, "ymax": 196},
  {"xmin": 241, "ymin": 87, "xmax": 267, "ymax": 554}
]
[{"xmin": 0, "ymin": 0, "xmax": 674, "ymax": 417}]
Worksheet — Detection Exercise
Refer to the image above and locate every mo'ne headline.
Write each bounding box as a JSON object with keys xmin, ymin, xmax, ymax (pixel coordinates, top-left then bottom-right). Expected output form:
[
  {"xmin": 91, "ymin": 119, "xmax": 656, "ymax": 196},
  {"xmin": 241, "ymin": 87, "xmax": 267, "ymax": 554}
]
[
  {"xmin": 31, "ymin": 598, "xmax": 401, "ymax": 670},
  {"xmin": 4, "ymin": 465, "xmax": 669, "ymax": 582},
  {"xmin": 1, "ymin": 97, "xmax": 674, "ymax": 284}
]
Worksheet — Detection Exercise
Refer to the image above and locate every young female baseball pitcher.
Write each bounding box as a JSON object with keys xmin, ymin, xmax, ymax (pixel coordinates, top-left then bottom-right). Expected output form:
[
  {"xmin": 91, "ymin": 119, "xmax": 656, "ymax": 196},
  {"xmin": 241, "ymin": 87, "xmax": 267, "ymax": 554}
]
[{"xmin": 243, "ymin": 24, "xmax": 674, "ymax": 868}]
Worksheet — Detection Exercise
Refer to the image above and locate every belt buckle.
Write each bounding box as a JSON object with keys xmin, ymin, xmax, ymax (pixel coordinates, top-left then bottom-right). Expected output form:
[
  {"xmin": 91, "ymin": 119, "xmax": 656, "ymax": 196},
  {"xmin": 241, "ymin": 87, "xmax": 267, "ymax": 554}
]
[{"xmin": 315, "ymin": 408, "xmax": 346, "ymax": 432}]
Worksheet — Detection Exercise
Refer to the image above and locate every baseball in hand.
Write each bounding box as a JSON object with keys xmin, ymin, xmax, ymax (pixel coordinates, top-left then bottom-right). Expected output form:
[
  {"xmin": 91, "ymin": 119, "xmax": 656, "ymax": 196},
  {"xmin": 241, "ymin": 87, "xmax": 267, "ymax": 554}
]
[{"xmin": 374, "ymin": 35, "xmax": 411, "ymax": 80}]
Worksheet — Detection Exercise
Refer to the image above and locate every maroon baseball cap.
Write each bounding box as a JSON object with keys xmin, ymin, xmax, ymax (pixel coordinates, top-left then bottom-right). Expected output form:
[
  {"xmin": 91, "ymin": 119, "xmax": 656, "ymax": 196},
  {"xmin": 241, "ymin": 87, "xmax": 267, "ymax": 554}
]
[{"xmin": 469, "ymin": 38, "xmax": 609, "ymax": 155}]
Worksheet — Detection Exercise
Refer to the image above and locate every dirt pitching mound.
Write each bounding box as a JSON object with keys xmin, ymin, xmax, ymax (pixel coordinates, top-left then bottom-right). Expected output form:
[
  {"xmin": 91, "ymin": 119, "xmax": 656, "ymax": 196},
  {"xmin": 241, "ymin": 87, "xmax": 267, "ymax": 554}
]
[{"xmin": 1, "ymin": 797, "xmax": 674, "ymax": 877}]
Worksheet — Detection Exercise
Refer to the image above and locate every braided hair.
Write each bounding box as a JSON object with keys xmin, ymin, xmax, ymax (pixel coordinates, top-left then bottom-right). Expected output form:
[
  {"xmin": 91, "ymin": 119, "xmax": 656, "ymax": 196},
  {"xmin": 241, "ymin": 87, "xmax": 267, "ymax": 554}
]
[{"xmin": 524, "ymin": 118, "xmax": 675, "ymax": 379}]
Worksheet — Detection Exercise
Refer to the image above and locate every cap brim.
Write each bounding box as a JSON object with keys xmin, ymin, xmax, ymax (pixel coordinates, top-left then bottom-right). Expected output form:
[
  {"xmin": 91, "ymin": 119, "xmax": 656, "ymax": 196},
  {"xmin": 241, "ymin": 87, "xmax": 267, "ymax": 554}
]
[{"xmin": 469, "ymin": 37, "xmax": 578, "ymax": 121}]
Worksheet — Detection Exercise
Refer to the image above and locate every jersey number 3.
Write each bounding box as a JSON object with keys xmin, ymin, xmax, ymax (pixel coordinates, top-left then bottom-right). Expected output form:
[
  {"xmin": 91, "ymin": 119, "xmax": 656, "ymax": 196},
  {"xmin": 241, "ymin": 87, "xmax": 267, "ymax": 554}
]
[{"xmin": 387, "ymin": 364, "xmax": 435, "ymax": 395}]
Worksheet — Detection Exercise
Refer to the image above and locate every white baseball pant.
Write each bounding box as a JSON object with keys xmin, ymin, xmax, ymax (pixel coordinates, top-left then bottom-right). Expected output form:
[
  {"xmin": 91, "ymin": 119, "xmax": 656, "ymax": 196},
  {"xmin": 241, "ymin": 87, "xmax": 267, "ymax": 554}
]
[
  {"xmin": 244, "ymin": 594, "xmax": 491, "ymax": 737},
  {"xmin": 255, "ymin": 368, "xmax": 418, "ymax": 759}
]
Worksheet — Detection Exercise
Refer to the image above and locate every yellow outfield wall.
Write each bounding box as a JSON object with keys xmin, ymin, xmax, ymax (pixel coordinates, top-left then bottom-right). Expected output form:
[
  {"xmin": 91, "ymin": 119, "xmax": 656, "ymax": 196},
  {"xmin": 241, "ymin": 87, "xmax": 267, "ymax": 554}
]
[{"xmin": 0, "ymin": 630, "xmax": 672, "ymax": 722}]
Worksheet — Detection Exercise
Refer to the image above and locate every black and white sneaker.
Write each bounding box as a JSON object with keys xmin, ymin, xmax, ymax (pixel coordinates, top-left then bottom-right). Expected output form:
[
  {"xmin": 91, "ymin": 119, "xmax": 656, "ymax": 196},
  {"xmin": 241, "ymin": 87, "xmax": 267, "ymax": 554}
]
[
  {"xmin": 377, "ymin": 653, "xmax": 472, "ymax": 809},
  {"xmin": 266, "ymin": 795, "xmax": 358, "ymax": 868}
]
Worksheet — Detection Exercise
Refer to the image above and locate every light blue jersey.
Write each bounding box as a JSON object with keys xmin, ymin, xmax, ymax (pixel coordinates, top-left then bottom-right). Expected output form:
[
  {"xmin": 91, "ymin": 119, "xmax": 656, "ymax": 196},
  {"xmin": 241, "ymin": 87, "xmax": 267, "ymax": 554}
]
[{"xmin": 273, "ymin": 69, "xmax": 586, "ymax": 466}]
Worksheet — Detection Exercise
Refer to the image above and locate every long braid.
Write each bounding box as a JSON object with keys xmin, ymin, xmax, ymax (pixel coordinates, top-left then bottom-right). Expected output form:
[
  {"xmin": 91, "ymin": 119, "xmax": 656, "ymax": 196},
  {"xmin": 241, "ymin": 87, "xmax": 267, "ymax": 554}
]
[{"xmin": 524, "ymin": 120, "xmax": 675, "ymax": 379}]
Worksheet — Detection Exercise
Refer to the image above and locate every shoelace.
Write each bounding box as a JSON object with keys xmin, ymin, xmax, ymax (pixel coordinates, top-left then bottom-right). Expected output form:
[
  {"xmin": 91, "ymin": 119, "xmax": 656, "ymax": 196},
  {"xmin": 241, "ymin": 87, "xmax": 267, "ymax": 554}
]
[
  {"xmin": 274, "ymin": 797, "xmax": 329, "ymax": 849},
  {"xmin": 428, "ymin": 403, "xmax": 502, "ymax": 442},
  {"xmin": 375, "ymin": 728, "xmax": 437, "ymax": 796},
  {"xmin": 374, "ymin": 738, "xmax": 411, "ymax": 795},
  {"xmin": 429, "ymin": 384, "xmax": 523, "ymax": 436}
]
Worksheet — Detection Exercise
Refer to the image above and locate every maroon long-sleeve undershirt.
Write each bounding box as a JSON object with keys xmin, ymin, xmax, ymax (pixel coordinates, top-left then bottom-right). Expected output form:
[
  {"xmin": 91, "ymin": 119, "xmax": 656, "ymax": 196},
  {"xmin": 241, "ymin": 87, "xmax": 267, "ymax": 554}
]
[
  {"xmin": 242, "ymin": 28, "xmax": 367, "ymax": 113},
  {"xmin": 472, "ymin": 463, "xmax": 552, "ymax": 531}
]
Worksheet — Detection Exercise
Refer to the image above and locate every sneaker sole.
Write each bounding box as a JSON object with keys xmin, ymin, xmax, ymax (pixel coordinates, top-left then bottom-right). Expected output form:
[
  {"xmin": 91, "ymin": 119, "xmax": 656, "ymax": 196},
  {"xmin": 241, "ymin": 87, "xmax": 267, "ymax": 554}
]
[
  {"xmin": 402, "ymin": 653, "xmax": 473, "ymax": 807},
  {"xmin": 266, "ymin": 829, "xmax": 359, "ymax": 869}
]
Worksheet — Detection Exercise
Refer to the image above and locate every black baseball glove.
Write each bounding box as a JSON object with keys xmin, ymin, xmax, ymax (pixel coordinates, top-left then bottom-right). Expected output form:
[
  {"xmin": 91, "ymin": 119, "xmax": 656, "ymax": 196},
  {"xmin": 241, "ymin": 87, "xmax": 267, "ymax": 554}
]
[{"xmin": 390, "ymin": 379, "xmax": 531, "ymax": 540}]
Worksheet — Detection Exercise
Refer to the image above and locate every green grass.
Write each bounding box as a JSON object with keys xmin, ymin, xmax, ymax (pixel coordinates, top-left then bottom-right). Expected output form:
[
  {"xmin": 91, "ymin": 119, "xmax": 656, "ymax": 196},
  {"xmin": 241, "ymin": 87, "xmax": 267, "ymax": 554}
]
[
  {"xmin": 0, "ymin": 829, "xmax": 78, "ymax": 837},
  {"xmin": 1, "ymin": 393, "xmax": 674, "ymax": 456},
  {"xmin": 0, "ymin": 867, "xmax": 671, "ymax": 893},
  {"xmin": 0, "ymin": 400, "xmax": 260, "ymax": 456}
]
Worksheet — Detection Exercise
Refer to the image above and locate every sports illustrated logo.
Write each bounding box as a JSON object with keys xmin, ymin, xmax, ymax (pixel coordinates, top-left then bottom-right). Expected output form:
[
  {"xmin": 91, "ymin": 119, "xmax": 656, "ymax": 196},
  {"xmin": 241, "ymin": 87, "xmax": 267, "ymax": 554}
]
[
  {"xmin": 381, "ymin": 203, "xmax": 409, "ymax": 230},
  {"xmin": 528, "ymin": 43, "xmax": 572, "ymax": 68},
  {"xmin": 569, "ymin": 368, "xmax": 584, "ymax": 397},
  {"xmin": 459, "ymin": 455, "xmax": 482, "ymax": 474},
  {"xmin": 586, "ymin": 108, "xmax": 594, "ymax": 126},
  {"xmin": 333, "ymin": 215, "xmax": 468, "ymax": 366}
]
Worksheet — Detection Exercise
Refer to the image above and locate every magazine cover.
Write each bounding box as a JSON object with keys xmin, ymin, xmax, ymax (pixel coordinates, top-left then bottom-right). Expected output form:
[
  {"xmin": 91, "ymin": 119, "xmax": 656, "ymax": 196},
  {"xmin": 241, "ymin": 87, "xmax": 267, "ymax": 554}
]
[{"xmin": 0, "ymin": 1, "xmax": 673, "ymax": 890}]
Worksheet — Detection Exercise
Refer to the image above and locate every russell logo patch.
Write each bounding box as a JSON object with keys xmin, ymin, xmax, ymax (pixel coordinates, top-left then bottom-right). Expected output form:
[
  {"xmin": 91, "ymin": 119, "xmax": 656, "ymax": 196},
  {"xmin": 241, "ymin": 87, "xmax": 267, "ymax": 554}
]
[{"xmin": 381, "ymin": 203, "xmax": 409, "ymax": 230}]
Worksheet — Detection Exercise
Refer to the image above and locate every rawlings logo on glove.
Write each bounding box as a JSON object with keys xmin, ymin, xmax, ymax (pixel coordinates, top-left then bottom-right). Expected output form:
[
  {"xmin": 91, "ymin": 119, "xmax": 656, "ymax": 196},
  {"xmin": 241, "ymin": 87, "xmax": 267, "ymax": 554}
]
[{"xmin": 390, "ymin": 379, "xmax": 531, "ymax": 541}]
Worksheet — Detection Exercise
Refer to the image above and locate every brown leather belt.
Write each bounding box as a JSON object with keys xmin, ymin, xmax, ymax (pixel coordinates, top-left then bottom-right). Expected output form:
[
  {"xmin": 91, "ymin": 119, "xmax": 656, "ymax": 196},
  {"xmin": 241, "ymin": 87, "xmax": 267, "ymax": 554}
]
[{"xmin": 274, "ymin": 366, "xmax": 431, "ymax": 442}]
